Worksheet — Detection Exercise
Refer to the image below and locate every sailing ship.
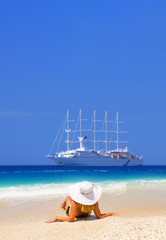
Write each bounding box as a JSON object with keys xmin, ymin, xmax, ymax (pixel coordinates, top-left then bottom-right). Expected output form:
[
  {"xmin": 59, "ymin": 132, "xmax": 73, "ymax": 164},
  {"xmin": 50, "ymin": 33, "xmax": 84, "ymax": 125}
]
[{"xmin": 46, "ymin": 110, "xmax": 143, "ymax": 166}]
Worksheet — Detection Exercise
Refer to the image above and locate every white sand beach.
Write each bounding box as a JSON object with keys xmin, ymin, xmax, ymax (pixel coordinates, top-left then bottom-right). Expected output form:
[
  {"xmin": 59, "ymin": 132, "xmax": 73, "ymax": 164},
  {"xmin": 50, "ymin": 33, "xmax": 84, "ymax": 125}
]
[
  {"xmin": 1, "ymin": 188, "xmax": 166, "ymax": 240},
  {"xmin": 1, "ymin": 215, "xmax": 166, "ymax": 240}
]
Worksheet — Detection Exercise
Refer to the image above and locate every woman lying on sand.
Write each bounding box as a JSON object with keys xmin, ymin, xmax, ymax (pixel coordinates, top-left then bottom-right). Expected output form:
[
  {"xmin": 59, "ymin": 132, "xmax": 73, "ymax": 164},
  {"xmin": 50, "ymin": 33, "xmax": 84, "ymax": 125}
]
[{"xmin": 46, "ymin": 181, "xmax": 118, "ymax": 223}]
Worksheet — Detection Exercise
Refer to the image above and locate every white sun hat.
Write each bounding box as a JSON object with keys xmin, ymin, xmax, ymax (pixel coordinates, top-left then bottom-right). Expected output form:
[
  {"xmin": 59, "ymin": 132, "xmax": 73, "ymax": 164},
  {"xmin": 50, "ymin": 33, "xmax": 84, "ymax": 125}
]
[{"xmin": 69, "ymin": 181, "xmax": 102, "ymax": 205}]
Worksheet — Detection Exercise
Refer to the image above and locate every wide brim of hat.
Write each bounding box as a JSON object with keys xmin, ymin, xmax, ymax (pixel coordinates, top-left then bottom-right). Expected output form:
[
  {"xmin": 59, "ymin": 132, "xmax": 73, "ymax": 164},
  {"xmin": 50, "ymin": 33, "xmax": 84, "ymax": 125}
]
[{"xmin": 69, "ymin": 182, "xmax": 102, "ymax": 205}]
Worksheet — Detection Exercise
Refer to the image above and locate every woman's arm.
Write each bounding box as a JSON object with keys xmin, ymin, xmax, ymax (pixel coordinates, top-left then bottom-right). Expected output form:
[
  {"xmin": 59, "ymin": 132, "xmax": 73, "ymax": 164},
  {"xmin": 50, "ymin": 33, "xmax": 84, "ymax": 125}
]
[
  {"xmin": 93, "ymin": 202, "xmax": 118, "ymax": 219},
  {"xmin": 45, "ymin": 201, "xmax": 77, "ymax": 223},
  {"xmin": 45, "ymin": 216, "xmax": 75, "ymax": 223}
]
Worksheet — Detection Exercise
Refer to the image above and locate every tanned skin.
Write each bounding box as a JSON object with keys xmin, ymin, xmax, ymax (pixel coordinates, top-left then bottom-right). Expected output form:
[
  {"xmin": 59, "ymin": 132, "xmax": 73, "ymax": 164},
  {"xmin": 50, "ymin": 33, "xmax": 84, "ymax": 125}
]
[{"xmin": 46, "ymin": 196, "xmax": 118, "ymax": 223}]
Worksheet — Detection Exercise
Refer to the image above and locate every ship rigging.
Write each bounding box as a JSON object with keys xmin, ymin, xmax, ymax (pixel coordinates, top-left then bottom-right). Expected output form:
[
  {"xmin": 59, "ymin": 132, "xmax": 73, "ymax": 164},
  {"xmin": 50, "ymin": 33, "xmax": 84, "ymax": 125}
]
[{"xmin": 46, "ymin": 110, "xmax": 143, "ymax": 166}]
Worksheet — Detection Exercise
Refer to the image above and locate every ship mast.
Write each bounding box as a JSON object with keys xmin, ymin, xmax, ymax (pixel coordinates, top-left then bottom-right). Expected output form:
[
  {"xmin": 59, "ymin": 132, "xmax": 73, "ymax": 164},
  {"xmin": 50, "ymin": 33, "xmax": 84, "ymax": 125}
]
[
  {"xmin": 105, "ymin": 111, "xmax": 108, "ymax": 152},
  {"xmin": 117, "ymin": 111, "xmax": 119, "ymax": 151},
  {"xmin": 65, "ymin": 110, "xmax": 71, "ymax": 152},
  {"xmin": 94, "ymin": 110, "xmax": 96, "ymax": 151},
  {"xmin": 79, "ymin": 109, "xmax": 81, "ymax": 138}
]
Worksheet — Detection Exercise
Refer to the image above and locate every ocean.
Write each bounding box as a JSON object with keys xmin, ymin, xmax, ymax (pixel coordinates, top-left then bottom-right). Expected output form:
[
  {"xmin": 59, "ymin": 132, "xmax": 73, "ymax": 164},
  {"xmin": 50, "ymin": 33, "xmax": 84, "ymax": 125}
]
[{"xmin": 1, "ymin": 165, "xmax": 166, "ymax": 200}]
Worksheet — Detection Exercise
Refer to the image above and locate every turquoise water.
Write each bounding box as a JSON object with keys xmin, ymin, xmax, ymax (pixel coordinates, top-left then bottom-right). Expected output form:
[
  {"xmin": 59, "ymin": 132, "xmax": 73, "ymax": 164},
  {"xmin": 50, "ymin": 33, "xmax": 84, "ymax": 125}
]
[{"xmin": 0, "ymin": 165, "xmax": 166, "ymax": 199}]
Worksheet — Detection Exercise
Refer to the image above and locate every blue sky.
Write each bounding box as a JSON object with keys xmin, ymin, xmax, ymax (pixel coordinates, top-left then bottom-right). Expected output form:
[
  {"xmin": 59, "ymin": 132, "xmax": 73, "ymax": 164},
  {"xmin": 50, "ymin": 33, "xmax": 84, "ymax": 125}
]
[{"xmin": 0, "ymin": 0, "xmax": 166, "ymax": 165}]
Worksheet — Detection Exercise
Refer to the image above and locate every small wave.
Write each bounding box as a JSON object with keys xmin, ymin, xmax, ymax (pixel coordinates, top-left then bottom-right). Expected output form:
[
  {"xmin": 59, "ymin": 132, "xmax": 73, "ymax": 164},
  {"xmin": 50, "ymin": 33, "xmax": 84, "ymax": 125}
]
[
  {"xmin": 94, "ymin": 170, "xmax": 108, "ymax": 173},
  {"xmin": 1, "ymin": 179, "xmax": 166, "ymax": 200},
  {"xmin": 147, "ymin": 169, "xmax": 166, "ymax": 172},
  {"xmin": 101, "ymin": 182, "xmax": 127, "ymax": 194},
  {"xmin": 98, "ymin": 179, "xmax": 166, "ymax": 192},
  {"xmin": 129, "ymin": 179, "xmax": 166, "ymax": 186},
  {"xmin": 0, "ymin": 169, "xmax": 80, "ymax": 174},
  {"xmin": 0, "ymin": 182, "xmax": 128, "ymax": 199},
  {"xmin": 0, "ymin": 183, "xmax": 71, "ymax": 199}
]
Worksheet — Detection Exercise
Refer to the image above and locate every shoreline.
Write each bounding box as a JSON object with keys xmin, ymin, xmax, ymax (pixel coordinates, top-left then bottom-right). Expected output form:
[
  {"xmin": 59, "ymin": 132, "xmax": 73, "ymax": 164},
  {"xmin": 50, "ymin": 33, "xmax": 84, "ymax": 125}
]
[{"xmin": 1, "ymin": 188, "xmax": 166, "ymax": 223}]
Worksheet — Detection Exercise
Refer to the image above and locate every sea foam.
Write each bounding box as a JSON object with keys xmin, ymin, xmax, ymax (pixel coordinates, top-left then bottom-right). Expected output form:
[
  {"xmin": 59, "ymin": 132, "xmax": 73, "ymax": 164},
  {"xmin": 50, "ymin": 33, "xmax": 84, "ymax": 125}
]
[{"xmin": 1, "ymin": 179, "xmax": 166, "ymax": 200}]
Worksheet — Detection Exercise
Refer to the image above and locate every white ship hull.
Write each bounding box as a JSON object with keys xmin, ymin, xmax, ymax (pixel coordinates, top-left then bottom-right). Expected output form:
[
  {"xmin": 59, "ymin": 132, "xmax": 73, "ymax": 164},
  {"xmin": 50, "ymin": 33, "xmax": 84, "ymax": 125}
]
[{"xmin": 49, "ymin": 156, "xmax": 143, "ymax": 167}]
